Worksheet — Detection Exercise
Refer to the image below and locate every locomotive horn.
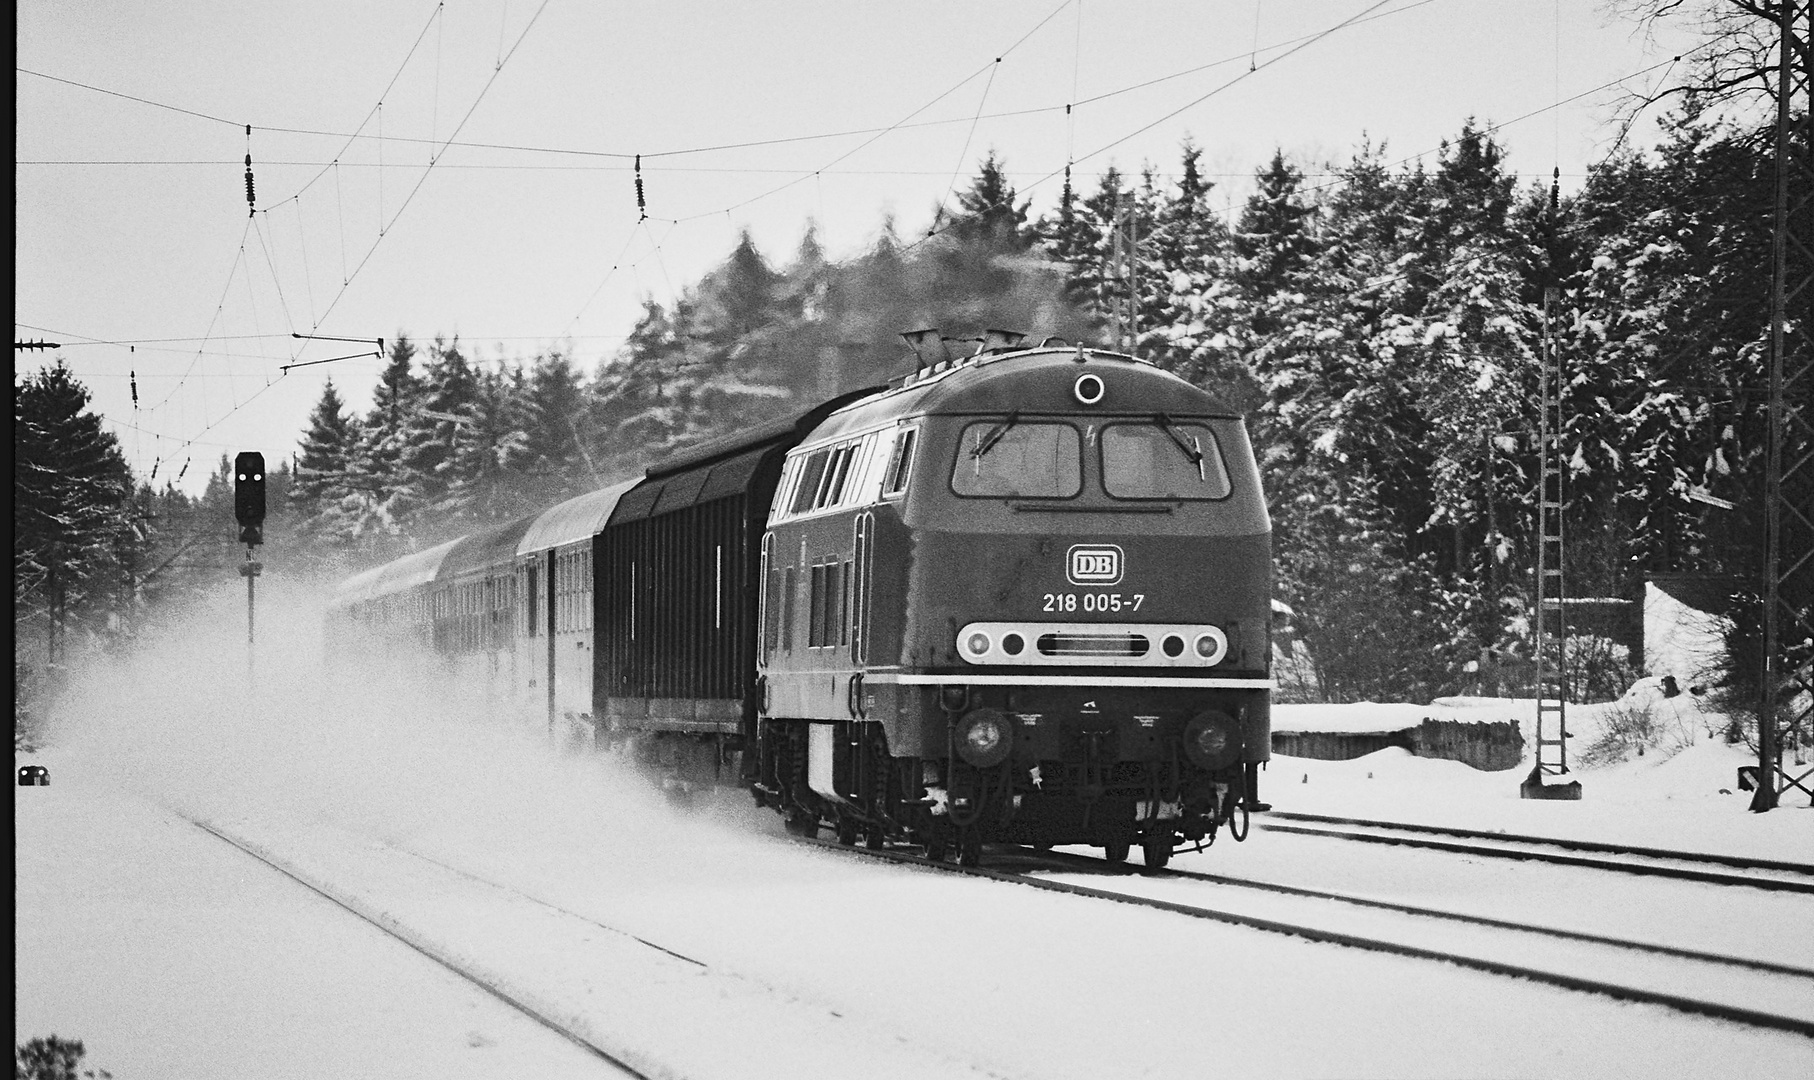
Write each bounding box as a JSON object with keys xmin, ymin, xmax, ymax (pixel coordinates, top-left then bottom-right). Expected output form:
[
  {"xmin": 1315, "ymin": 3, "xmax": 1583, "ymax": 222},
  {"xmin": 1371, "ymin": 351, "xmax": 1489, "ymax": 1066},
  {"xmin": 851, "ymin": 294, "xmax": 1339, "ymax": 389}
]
[
  {"xmin": 980, "ymin": 329, "xmax": 1027, "ymax": 353},
  {"xmin": 900, "ymin": 328, "xmax": 949, "ymax": 367}
]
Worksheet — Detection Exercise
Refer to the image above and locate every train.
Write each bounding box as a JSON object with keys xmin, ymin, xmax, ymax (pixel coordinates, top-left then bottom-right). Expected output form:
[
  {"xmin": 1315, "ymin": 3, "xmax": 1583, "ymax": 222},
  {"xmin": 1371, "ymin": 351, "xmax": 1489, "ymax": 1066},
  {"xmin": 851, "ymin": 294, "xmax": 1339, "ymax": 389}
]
[{"xmin": 326, "ymin": 332, "xmax": 1273, "ymax": 867}]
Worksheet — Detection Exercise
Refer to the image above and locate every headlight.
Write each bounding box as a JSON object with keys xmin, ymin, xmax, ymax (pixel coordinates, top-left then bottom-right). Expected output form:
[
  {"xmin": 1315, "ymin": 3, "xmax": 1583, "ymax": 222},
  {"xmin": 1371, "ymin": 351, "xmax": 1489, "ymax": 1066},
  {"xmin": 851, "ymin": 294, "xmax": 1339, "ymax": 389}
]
[
  {"xmin": 955, "ymin": 708, "xmax": 1013, "ymax": 767},
  {"xmin": 966, "ymin": 632, "xmax": 992, "ymax": 656},
  {"xmin": 1193, "ymin": 627, "xmax": 1228, "ymax": 665},
  {"xmin": 1183, "ymin": 710, "xmax": 1240, "ymax": 771}
]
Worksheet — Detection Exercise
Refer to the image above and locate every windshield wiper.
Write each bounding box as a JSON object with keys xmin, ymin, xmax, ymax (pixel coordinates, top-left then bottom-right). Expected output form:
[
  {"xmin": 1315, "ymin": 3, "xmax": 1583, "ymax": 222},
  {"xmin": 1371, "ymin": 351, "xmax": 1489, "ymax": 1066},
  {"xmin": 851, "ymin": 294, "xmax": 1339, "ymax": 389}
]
[
  {"xmin": 971, "ymin": 411, "xmax": 1021, "ymax": 463},
  {"xmin": 1154, "ymin": 412, "xmax": 1206, "ymax": 481}
]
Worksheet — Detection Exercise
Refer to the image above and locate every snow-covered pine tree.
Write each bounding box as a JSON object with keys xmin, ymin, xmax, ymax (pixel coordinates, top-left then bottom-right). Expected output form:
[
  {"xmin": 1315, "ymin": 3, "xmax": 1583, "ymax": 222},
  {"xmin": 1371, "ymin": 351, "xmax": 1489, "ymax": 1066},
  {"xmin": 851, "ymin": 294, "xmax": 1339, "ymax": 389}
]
[
  {"xmin": 291, "ymin": 378, "xmax": 363, "ymax": 553},
  {"xmin": 342, "ymin": 335, "xmax": 421, "ymax": 551},
  {"xmin": 1149, "ymin": 139, "xmax": 1250, "ymax": 405},
  {"xmin": 394, "ymin": 336, "xmax": 484, "ymax": 537},
  {"xmin": 519, "ymin": 348, "xmax": 594, "ymax": 498},
  {"xmin": 1036, "ymin": 165, "xmax": 1126, "ymax": 338},
  {"xmin": 14, "ymin": 362, "xmax": 142, "ymax": 668}
]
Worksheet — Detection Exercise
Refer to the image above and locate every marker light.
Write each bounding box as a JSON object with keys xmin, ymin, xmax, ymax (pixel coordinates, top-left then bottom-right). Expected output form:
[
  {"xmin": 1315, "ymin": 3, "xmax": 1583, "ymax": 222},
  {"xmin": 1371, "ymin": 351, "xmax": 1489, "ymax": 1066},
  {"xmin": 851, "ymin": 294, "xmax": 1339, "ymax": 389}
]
[
  {"xmin": 966, "ymin": 632, "xmax": 992, "ymax": 656},
  {"xmin": 1193, "ymin": 627, "xmax": 1228, "ymax": 665}
]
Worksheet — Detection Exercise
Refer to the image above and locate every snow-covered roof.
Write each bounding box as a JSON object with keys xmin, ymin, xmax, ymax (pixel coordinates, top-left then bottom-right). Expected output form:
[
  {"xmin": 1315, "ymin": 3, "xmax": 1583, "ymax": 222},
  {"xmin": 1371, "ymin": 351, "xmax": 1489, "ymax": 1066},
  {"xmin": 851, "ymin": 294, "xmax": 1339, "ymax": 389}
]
[
  {"xmin": 517, "ymin": 477, "xmax": 641, "ymax": 555},
  {"xmin": 1273, "ymin": 698, "xmax": 1525, "ymax": 734},
  {"xmin": 328, "ymin": 536, "xmax": 462, "ymax": 609}
]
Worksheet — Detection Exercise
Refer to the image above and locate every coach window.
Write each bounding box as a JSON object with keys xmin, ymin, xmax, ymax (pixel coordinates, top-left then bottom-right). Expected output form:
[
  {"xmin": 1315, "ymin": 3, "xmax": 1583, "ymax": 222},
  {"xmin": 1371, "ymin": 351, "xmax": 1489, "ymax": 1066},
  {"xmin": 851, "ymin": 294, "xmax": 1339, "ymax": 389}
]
[
  {"xmin": 1101, "ymin": 421, "xmax": 1232, "ymax": 499},
  {"xmin": 952, "ymin": 420, "xmax": 1081, "ymax": 498},
  {"xmin": 881, "ymin": 426, "xmax": 917, "ymax": 498}
]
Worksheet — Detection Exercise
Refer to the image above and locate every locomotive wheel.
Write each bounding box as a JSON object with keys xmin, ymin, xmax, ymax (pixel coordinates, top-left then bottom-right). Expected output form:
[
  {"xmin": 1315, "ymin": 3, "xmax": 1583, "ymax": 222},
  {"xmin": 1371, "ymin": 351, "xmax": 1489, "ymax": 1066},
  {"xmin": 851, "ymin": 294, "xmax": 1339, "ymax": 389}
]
[
  {"xmin": 924, "ymin": 833, "xmax": 949, "ymax": 861},
  {"xmin": 1142, "ymin": 835, "xmax": 1173, "ymax": 869},
  {"xmin": 957, "ymin": 829, "xmax": 982, "ymax": 867},
  {"xmin": 1103, "ymin": 841, "xmax": 1130, "ymax": 863},
  {"xmin": 836, "ymin": 816, "xmax": 858, "ymax": 846},
  {"xmin": 864, "ymin": 824, "xmax": 885, "ymax": 850},
  {"xmin": 786, "ymin": 811, "xmax": 819, "ymax": 839}
]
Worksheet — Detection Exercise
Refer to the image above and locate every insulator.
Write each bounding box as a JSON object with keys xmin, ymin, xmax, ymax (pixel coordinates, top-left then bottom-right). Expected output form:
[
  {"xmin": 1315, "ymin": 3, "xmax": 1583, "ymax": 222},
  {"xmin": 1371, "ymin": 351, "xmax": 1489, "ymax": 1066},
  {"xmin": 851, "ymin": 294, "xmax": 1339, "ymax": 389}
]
[
  {"xmin": 245, "ymin": 152, "xmax": 256, "ymax": 216},
  {"xmin": 634, "ymin": 154, "xmax": 646, "ymax": 218},
  {"xmin": 130, "ymin": 370, "xmax": 138, "ymax": 407}
]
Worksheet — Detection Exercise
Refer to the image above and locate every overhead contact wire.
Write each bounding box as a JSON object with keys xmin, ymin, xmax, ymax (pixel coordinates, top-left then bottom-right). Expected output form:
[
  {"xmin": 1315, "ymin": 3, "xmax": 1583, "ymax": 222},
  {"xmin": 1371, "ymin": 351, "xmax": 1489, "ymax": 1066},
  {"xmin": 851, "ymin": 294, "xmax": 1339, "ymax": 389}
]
[
  {"xmin": 932, "ymin": 58, "xmax": 1003, "ymax": 237},
  {"xmin": 660, "ymin": 0, "xmax": 1073, "ymax": 225},
  {"xmin": 310, "ymin": 0, "xmax": 553, "ymax": 330}
]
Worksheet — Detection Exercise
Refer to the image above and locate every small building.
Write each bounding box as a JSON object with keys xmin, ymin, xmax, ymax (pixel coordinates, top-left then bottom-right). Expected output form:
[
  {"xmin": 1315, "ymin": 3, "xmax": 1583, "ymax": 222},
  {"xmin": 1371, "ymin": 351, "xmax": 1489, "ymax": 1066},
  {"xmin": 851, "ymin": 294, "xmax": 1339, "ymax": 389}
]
[{"xmin": 1271, "ymin": 699, "xmax": 1524, "ymax": 772}]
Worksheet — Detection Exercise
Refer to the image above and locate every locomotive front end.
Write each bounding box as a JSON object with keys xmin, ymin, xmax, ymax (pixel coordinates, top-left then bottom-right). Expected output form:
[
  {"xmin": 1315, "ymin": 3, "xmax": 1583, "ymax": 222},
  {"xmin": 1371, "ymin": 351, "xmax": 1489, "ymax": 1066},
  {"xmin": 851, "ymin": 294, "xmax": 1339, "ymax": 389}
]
[
  {"xmin": 887, "ymin": 355, "xmax": 1271, "ymax": 865},
  {"xmin": 756, "ymin": 342, "xmax": 1271, "ymax": 867}
]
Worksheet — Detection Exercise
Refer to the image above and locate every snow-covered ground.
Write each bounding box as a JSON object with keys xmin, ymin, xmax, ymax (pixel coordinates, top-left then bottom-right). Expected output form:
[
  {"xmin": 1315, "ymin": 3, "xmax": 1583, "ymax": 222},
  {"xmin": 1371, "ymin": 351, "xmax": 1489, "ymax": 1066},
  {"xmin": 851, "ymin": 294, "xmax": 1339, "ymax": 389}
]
[{"xmin": 16, "ymin": 587, "xmax": 1814, "ymax": 1077}]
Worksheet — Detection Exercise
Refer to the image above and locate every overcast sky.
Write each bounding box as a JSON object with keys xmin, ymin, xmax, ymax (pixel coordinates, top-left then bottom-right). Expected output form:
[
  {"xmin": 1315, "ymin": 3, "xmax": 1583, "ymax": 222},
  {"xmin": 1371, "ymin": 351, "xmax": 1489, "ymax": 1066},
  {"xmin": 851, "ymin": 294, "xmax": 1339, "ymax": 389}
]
[{"xmin": 16, "ymin": 0, "xmax": 1699, "ymax": 496}]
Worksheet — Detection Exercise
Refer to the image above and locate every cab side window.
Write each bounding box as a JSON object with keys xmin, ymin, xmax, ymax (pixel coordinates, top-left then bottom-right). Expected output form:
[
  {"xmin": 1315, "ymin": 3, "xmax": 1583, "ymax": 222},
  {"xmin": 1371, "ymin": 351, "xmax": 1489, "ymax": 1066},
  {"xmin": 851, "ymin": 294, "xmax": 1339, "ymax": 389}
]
[
  {"xmin": 788, "ymin": 450, "xmax": 830, "ymax": 516},
  {"xmin": 882, "ymin": 427, "xmax": 917, "ymax": 498}
]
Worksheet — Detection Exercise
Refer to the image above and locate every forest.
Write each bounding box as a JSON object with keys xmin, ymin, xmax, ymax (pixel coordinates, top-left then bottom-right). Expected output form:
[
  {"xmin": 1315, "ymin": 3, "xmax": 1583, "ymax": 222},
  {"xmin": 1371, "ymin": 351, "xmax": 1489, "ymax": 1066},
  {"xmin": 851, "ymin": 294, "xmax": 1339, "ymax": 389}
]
[{"xmin": 15, "ymin": 15, "xmax": 1808, "ymax": 711}]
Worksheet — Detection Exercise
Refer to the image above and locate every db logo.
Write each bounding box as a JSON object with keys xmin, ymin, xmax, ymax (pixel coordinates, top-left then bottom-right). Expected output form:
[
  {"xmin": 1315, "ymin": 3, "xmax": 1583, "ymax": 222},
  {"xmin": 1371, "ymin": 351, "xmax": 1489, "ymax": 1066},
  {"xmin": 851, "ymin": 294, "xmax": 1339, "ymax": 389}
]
[{"xmin": 1067, "ymin": 544, "xmax": 1124, "ymax": 585}]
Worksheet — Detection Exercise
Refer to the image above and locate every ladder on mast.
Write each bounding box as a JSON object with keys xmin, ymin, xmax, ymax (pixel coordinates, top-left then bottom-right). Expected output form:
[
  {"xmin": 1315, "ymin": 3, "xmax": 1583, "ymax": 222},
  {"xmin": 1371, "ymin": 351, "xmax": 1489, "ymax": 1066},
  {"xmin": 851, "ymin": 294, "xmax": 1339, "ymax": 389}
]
[{"xmin": 1525, "ymin": 286, "xmax": 1580, "ymax": 798}]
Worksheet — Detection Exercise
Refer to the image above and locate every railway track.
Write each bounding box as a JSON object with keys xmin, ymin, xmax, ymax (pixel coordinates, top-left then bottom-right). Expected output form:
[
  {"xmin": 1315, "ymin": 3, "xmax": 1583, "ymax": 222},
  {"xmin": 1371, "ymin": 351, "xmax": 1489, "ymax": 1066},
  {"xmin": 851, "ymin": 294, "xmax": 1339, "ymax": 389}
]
[
  {"xmin": 1253, "ymin": 811, "xmax": 1814, "ymax": 893},
  {"xmin": 180, "ymin": 813, "xmax": 653, "ymax": 1078},
  {"xmin": 803, "ymin": 837, "xmax": 1814, "ymax": 1038},
  {"xmin": 174, "ymin": 810, "xmax": 1004, "ymax": 1080}
]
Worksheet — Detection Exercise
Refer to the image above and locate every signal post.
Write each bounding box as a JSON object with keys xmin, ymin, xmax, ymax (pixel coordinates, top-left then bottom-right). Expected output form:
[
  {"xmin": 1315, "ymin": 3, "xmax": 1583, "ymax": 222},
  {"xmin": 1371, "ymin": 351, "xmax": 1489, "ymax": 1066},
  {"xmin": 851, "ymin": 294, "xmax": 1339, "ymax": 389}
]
[{"xmin": 235, "ymin": 452, "xmax": 265, "ymax": 683}]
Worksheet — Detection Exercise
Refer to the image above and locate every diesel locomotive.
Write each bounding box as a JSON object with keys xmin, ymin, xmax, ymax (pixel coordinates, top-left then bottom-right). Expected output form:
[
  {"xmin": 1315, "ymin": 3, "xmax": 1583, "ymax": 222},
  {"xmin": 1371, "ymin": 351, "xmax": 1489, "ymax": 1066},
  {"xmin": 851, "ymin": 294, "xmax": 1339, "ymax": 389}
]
[{"xmin": 328, "ymin": 333, "xmax": 1273, "ymax": 867}]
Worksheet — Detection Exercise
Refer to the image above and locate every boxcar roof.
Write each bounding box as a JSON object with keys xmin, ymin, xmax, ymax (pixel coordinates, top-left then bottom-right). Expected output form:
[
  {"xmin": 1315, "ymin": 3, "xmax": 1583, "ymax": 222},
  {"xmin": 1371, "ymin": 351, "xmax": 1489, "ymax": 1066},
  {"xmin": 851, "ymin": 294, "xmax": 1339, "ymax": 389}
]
[
  {"xmin": 517, "ymin": 477, "xmax": 640, "ymax": 555},
  {"xmin": 329, "ymin": 536, "xmax": 463, "ymax": 609},
  {"xmin": 609, "ymin": 443, "xmax": 774, "ymax": 525},
  {"xmin": 438, "ymin": 514, "xmax": 537, "ymax": 580},
  {"xmin": 642, "ymin": 385, "xmax": 889, "ymax": 481}
]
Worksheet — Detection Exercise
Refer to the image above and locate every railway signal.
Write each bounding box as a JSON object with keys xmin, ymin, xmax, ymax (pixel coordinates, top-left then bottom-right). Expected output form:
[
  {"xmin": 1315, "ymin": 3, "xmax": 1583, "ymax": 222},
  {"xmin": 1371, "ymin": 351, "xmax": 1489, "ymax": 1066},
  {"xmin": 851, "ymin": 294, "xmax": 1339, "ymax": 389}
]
[
  {"xmin": 234, "ymin": 451, "xmax": 265, "ymax": 686},
  {"xmin": 234, "ymin": 452, "xmax": 266, "ymax": 546}
]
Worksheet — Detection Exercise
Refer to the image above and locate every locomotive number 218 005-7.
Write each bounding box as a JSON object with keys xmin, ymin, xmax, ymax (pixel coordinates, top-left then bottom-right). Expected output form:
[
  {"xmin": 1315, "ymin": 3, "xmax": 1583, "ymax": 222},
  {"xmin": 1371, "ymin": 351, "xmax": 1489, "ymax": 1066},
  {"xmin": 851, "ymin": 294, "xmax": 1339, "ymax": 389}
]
[{"xmin": 1041, "ymin": 592, "xmax": 1146, "ymax": 613}]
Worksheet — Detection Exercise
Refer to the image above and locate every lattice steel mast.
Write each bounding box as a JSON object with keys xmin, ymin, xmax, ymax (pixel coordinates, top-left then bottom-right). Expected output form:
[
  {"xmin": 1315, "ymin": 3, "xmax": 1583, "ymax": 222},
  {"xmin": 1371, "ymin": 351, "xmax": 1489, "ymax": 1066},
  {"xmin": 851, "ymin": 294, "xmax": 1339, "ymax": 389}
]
[{"xmin": 1753, "ymin": 0, "xmax": 1813, "ymax": 811}]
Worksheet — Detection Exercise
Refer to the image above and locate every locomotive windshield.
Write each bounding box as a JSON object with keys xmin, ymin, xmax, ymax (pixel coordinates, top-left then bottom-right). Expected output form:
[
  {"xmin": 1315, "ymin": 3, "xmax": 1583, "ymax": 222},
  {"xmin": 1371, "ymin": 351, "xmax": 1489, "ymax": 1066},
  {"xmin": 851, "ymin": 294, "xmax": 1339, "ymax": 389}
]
[
  {"xmin": 952, "ymin": 421, "xmax": 1081, "ymax": 498},
  {"xmin": 1101, "ymin": 421, "xmax": 1232, "ymax": 499}
]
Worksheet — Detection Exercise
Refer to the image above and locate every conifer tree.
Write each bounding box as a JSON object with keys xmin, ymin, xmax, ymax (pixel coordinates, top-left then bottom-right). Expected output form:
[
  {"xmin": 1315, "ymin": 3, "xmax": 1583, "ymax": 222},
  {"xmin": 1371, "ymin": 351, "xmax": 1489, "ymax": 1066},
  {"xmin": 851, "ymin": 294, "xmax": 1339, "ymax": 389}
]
[
  {"xmin": 343, "ymin": 335, "xmax": 421, "ymax": 547},
  {"xmin": 292, "ymin": 378, "xmax": 361, "ymax": 547},
  {"xmin": 521, "ymin": 348, "xmax": 588, "ymax": 490},
  {"xmin": 15, "ymin": 362, "xmax": 142, "ymax": 666},
  {"xmin": 398, "ymin": 337, "xmax": 485, "ymax": 530},
  {"xmin": 946, "ymin": 150, "xmax": 1033, "ymax": 249}
]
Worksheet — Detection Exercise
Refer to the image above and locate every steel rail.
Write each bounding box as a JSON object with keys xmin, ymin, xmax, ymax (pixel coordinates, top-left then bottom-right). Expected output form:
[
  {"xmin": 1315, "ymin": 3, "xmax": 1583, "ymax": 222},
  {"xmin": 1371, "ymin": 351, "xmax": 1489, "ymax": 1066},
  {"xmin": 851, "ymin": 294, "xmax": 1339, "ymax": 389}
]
[
  {"xmin": 1017, "ymin": 847, "xmax": 1814, "ymax": 980},
  {"xmin": 798, "ymin": 837, "xmax": 1814, "ymax": 1037},
  {"xmin": 180, "ymin": 813, "xmax": 653, "ymax": 1078},
  {"xmin": 1264, "ymin": 811, "xmax": 1814, "ymax": 875},
  {"xmin": 1256, "ymin": 821, "xmax": 1814, "ymax": 894}
]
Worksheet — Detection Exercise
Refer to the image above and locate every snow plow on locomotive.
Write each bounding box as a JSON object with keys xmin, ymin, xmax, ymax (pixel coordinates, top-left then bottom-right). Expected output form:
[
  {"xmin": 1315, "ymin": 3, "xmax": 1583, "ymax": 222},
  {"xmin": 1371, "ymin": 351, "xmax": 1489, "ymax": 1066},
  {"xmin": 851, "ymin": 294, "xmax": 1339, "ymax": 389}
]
[{"xmin": 326, "ymin": 336, "xmax": 1272, "ymax": 867}]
